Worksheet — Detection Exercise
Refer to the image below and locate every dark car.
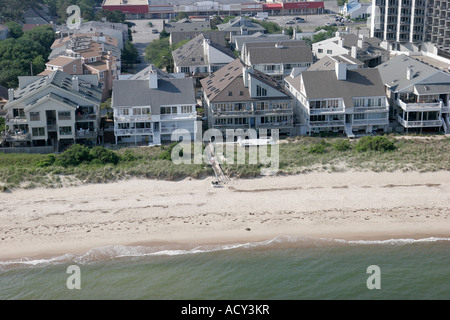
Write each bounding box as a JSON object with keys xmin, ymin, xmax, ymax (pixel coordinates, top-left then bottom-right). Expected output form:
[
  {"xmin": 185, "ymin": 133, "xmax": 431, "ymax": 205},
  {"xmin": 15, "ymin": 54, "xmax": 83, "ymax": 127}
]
[
  {"xmin": 152, "ymin": 29, "xmax": 159, "ymax": 34},
  {"xmin": 285, "ymin": 20, "xmax": 296, "ymax": 25},
  {"xmin": 294, "ymin": 17, "xmax": 305, "ymax": 22}
]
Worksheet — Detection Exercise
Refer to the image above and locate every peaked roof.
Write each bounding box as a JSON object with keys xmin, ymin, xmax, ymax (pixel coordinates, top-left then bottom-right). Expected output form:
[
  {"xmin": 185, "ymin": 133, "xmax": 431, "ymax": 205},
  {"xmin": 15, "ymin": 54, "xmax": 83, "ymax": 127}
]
[
  {"xmin": 286, "ymin": 68, "xmax": 386, "ymax": 108},
  {"xmin": 112, "ymin": 77, "xmax": 196, "ymax": 114},
  {"xmin": 130, "ymin": 65, "xmax": 174, "ymax": 80},
  {"xmin": 4, "ymin": 70, "xmax": 102, "ymax": 109},
  {"xmin": 307, "ymin": 54, "xmax": 364, "ymax": 71},
  {"xmin": 376, "ymin": 54, "xmax": 446, "ymax": 92},
  {"xmin": 200, "ymin": 58, "xmax": 290, "ymax": 103},
  {"xmin": 172, "ymin": 34, "xmax": 234, "ymax": 67},
  {"xmin": 244, "ymin": 40, "xmax": 313, "ymax": 64},
  {"xmin": 217, "ymin": 17, "xmax": 266, "ymax": 32},
  {"xmin": 170, "ymin": 30, "xmax": 227, "ymax": 47}
]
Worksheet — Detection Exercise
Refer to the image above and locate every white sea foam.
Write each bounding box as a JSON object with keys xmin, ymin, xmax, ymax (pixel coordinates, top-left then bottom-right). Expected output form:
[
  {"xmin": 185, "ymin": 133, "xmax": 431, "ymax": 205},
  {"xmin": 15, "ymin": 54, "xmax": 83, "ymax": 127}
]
[{"xmin": 1, "ymin": 236, "xmax": 449, "ymax": 270}]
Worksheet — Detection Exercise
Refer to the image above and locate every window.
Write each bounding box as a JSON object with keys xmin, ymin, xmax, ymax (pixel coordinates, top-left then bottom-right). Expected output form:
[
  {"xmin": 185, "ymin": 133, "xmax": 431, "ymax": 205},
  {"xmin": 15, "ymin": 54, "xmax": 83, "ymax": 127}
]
[
  {"xmin": 133, "ymin": 108, "xmax": 142, "ymax": 115},
  {"xmin": 32, "ymin": 127, "xmax": 45, "ymax": 136},
  {"xmin": 181, "ymin": 106, "xmax": 192, "ymax": 113},
  {"xmin": 256, "ymin": 85, "xmax": 267, "ymax": 97},
  {"xmin": 181, "ymin": 67, "xmax": 190, "ymax": 73},
  {"xmin": 318, "ymin": 49, "xmax": 323, "ymax": 53},
  {"xmin": 13, "ymin": 109, "xmax": 25, "ymax": 118},
  {"xmin": 59, "ymin": 126, "xmax": 72, "ymax": 136},
  {"xmin": 58, "ymin": 111, "xmax": 71, "ymax": 120},
  {"xmin": 99, "ymin": 72, "xmax": 104, "ymax": 79},
  {"xmin": 256, "ymin": 102, "xmax": 268, "ymax": 110},
  {"xmin": 121, "ymin": 108, "xmax": 129, "ymax": 116},
  {"xmin": 354, "ymin": 114, "xmax": 365, "ymax": 120},
  {"xmin": 73, "ymin": 64, "xmax": 77, "ymax": 73},
  {"xmin": 30, "ymin": 112, "xmax": 40, "ymax": 121},
  {"xmin": 327, "ymin": 50, "xmax": 332, "ymax": 54}
]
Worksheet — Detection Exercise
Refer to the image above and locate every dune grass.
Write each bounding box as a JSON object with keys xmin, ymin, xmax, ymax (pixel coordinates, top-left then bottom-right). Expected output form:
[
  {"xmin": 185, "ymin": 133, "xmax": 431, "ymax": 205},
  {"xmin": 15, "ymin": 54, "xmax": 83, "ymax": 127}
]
[{"xmin": 0, "ymin": 136, "xmax": 449, "ymax": 190}]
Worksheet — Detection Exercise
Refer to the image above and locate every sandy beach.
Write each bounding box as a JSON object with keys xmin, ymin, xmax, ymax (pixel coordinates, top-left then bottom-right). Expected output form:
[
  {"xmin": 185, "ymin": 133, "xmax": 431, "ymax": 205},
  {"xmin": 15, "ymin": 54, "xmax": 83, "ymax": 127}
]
[{"xmin": 0, "ymin": 170, "xmax": 449, "ymax": 261}]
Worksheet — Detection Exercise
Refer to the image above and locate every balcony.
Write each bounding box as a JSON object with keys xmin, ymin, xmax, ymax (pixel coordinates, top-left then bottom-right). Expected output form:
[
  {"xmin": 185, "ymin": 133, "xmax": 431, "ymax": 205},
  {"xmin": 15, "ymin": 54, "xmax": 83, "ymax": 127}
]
[
  {"xmin": 160, "ymin": 113, "xmax": 196, "ymax": 120},
  {"xmin": 397, "ymin": 115, "xmax": 442, "ymax": 127},
  {"xmin": 5, "ymin": 116, "xmax": 27, "ymax": 125},
  {"xmin": 309, "ymin": 120, "xmax": 345, "ymax": 127},
  {"xmin": 352, "ymin": 118, "xmax": 389, "ymax": 126},
  {"xmin": 2, "ymin": 132, "xmax": 31, "ymax": 142},
  {"xmin": 256, "ymin": 121, "xmax": 293, "ymax": 129},
  {"xmin": 76, "ymin": 114, "xmax": 97, "ymax": 121},
  {"xmin": 114, "ymin": 128, "xmax": 153, "ymax": 136},
  {"xmin": 309, "ymin": 107, "xmax": 344, "ymax": 115},
  {"xmin": 396, "ymin": 99, "xmax": 442, "ymax": 111},
  {"xmin": 75, "ymin": 129, "xmax": 98, "ymax": 139},
  {"xmin": 114, "ymin": 115, "xmax": 152, "ymax": 122},
  {"xmin": 353, "ymin": 105, "xmax": 389, "ymax": 113}
]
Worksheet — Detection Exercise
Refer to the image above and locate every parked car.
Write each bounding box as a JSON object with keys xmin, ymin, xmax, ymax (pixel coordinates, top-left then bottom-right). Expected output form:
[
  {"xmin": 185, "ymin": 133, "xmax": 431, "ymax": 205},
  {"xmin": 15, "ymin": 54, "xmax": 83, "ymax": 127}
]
[
  {"xmin": 152, "ymin": 29, "xmax": 158, "ymax": 34},
  {"xmin": 285, "ymin": 20, "xmax": 296, "ymax": 25},
  {"xmin": 294, "ymin": 17, "xmax": 305, "ymax": 22}
]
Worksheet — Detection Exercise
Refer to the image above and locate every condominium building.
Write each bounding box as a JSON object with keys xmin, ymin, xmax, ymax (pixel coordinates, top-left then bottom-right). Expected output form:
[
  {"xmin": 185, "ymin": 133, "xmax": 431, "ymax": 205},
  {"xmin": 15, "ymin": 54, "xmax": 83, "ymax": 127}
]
[
  {"xmin": 371, "ymin": 0, "xmax": 450, "ymax": 52},
  {"xmin": 112, "ymin": 70, "xmax": 197, "ymax": 145},
  {"xmin": 201, "ymin": 59, "xmax": 294, "ymax": 138},
  {"xmin": 377, "ymin": 54, "xmax": 450, "ymax": 133},
  {"xmin": 285, "ymin": 61, "xmax": 389, "ymax": 137},
  {"xmin": 1, "ymin": 70, "xmax": 102, "ymax": 152}
]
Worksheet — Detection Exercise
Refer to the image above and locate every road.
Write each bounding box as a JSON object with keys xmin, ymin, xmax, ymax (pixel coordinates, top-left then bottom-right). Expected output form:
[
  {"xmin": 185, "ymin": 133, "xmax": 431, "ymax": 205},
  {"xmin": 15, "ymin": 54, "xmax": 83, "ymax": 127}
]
[{"xmin": 126, "ymin": 19, "xmax": 165, "ymax": 73}]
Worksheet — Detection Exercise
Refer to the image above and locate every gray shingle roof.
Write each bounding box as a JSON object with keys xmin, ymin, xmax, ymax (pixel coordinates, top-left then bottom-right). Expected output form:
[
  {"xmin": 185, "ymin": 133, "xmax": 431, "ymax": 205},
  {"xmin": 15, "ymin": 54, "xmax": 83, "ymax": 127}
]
[
  {"xmin": 307, "ymin": 54, "xmax": 364, "ymax": 71},
  {"xmin": 112, "ymin": 77, "xmax": 196, "ymax": 114},
  {"xmin": 287, "ymin": 68, "xmax": 386, "ymax": 108},
  {"xmin": 170, "ymin": 31, "xmax": 227, "ymax": 47},
  {"xmin": 201, "ymin": 58, "xmax": 290, "ymax": 103},
  {"xmin": 164, "ymin": 19, "xmax": 211, "ymax": 33},
  {"xmin": 172, "ymin": 34, "xmax": 234, "ymax": 67},
  {"xmin": 130, "ymin": 65, "xmax": 174, "ymax": 80},
  {"xmin": 244, "ymin": 40, "xmax": 313, "ymax": 65},
  {"xmin": 7, "ymin": 70, "xmax": 102, "ymax": 106},
  {"xmin": 376, "ymin": 54, "xmax": 443, "ymax": 92},
  {"xmin": 217, "ymin": 17, "xmax": 266, "ymax": 33}
]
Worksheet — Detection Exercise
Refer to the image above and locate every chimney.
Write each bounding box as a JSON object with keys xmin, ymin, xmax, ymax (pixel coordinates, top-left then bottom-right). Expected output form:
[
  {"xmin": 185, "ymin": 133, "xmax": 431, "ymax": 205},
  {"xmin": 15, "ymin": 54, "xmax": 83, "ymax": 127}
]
[
  {"xmin": 406, "ymin": 67, "xmax": 413, "ymax": 80},
  {"xmin": 8, "ymin": 88, "xmax": 14, "ymax": 102},
  {"xmin": 351, "ymin": 45, "xmax": 357, "ymax": 59},
  {"xmin": 292, "ymin": 28, "xmax": 297, "ymax": 40},
  {"xmin": 335, "ymin": 61, "xmax": 347, "ymax": 80},
  {"xmin": 242, "ymin": 67, "xmax": 249, "ymax": 88},
  {"xmin": 72, "ymin": 76, "xmax": 79, "ymax": 91},
  {"xmin": 338, "ymin": 37, "xmax": 344, "ymax": 47},
  {"xmin": 358, "ymin": 34, "xmax": 365, "ymax": 49},
  {"xmin": 149, "ymin": 71, "xmax": 158, "ymax": 89}
]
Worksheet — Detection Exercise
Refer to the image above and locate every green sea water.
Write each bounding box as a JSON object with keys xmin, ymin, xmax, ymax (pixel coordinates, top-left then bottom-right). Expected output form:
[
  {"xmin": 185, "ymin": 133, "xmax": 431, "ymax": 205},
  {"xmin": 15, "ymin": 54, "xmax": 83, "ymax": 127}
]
[{"xmin": 0, "ymin": 236, "xmax": 449, "ymax": 300}]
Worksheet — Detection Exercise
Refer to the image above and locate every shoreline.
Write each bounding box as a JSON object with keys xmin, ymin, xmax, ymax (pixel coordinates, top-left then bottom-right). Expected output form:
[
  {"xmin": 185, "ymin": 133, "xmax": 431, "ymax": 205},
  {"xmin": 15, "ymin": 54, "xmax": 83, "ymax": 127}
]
[{"xmin": 1, "ymin": 170, "xmax": 449, "ymax": 262}]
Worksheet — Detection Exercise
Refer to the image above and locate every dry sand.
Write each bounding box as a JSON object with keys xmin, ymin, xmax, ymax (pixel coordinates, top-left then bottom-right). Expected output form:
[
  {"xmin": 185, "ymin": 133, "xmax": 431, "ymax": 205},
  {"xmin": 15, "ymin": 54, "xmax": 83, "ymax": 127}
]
[{"xmin": 0, "ymin": 170, "xmax": 449, "ymax": 261}]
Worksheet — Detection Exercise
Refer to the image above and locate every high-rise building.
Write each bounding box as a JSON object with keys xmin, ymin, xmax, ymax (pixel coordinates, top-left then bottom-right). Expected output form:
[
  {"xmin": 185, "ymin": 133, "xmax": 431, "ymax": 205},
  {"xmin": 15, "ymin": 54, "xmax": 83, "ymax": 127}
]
[{"xmin": 371, "ymin": 0, "xmax": 450, "ymax": 52}]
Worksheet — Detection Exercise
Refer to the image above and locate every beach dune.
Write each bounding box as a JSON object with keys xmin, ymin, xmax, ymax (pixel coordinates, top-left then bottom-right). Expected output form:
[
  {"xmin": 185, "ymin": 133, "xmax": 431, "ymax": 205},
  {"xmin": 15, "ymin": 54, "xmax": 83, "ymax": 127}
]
[{"xmin": 0, "ymin": 171, "xmax": 449, "ymax": 261}]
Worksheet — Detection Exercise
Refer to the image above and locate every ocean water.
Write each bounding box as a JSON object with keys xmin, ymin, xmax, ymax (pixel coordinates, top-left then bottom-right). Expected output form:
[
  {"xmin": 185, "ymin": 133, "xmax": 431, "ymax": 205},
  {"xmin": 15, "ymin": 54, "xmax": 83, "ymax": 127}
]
[{"xmin": 0, "ymin": 236, "xmax": 449, "ymax": 300}]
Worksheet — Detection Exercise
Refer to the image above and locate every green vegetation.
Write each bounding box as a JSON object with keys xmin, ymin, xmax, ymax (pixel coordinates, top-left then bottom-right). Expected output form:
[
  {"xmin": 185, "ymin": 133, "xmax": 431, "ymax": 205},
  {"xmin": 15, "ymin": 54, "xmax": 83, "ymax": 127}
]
[
  {"xmin": 0, "ymin": 25, "xmax": 55, "ymax": 88},
  {"xmin": 337, "ymin": 0, "xmax": 347, "ymax": 7},
  {"xmin": 251, "ymin": 19, "xmax": 283, "ymax": 34},
  {"xmin": 0, "ymin": 136, "xmax": 449, "ymax": 191},
  {"xmin": 144, "ymin": 38, "xmax": 188, "ymax": 72},
  {"xmin": 355, "ymin": 136, "xmax": 396, "ymax": 152},
  {"xmin": 121, "ymin": 40, "xmax": 139, "ymax": 66}
]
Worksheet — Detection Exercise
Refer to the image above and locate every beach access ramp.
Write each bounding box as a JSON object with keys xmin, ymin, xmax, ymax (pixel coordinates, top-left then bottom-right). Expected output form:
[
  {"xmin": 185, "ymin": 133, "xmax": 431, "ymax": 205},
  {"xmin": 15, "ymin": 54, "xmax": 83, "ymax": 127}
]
[{"xmin": 206, "ymin": 143, "xmax": 229, "ymax": 184}]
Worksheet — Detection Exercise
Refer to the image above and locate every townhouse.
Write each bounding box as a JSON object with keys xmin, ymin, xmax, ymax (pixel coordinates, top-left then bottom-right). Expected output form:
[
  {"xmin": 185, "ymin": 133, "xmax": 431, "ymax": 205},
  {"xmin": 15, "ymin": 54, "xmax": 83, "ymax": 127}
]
[
  {"xmin": 201, "ymin": 59, "xmax": 294, "ymax": 138},
  {"xmin": 241, "ymin": 40, "xmax": 314, "ymax": 81},
  {"xmin": 376, "ymin": 54, "xmax": 450, "ymax": 133},
  {"xmin": 285, "ymin": 61, "xmax": 389, "ymax": 137},
  {"xmin": 1, "ymin": 70, "xmax": 102, "ymax": 152},
  {"xmin": 112, "ymin": 70, "xmax": 197, "ymax": 145}
]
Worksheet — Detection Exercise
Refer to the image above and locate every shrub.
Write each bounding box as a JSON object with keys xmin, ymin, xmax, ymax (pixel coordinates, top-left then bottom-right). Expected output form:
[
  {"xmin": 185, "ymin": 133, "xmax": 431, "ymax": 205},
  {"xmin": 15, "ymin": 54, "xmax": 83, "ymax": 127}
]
[
  {"xmin": 89, "ymin": 146, "xmax": 120, "ymax": 165},
  {"xmin": 55, "ymin": 144, "xmax": 91, "ymax": 167},
  {"xmin": 355, "ymin": 136, "xmax": 396, "ymax": 152},
  {"xmin": 333, "ymin": 139, "xmax": 351, "ymax": 152},
  {"xmin": 158, "ymin": 142, "xmax": 183, "ymax": 161},
  {"xmin": 120, "ymin": 149, "xmax": 137, "ymax": 162},
  {"xmin": 309, "ymin": 140, "xmax": 328, "ymax": 154},
  {"xmin": 35, "ymin": 154, "xmax": 56, "ymax": 167}
]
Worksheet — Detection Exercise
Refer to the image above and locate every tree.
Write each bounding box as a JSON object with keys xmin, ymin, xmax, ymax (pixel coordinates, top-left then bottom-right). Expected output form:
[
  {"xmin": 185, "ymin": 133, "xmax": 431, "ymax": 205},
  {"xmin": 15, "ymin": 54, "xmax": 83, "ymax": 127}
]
[
  {"xmin": 159, "ymin": 29, "xmax": 170, "ymax": 39},
  {"xmin": 4, "ymin": 22, "xmax": 23, "ymax": 39},
  {"xmin": 95, "ymin": 9, "xmax": 126, "ymax": 23},
  {"xmin": 22, "ymin": 25, "xmax": 55, "ymax": 53},
  {"xmin": 122, "ymin": 41, "xmax": 138, "ymax": 66},
  {"xmin": 145, "ymin": 38, "xmax": 172, "ymax": 70}
]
